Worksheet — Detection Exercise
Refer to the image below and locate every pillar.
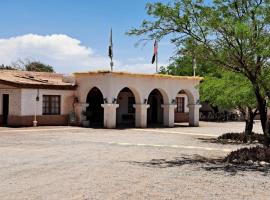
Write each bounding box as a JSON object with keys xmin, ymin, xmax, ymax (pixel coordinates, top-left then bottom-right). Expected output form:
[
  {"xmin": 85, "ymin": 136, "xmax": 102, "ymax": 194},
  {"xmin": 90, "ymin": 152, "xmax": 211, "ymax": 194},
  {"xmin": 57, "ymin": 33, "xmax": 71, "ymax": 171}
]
[
  {"xmin": 188, "ymin": 104, "xmax": 201, "ymax": 127},
  {"xmin": 133, "ymin": 104, "xmax": 150, "ymax": 128},
  {"xmin": 101, "ymin": 104, "xmax": 119, "ymax": 128},
  {"xmin": 162, "ymin": 104, "xmax": 177, "ymax": 127},
  {"xmin": 74, "ymin": 102, "xmax": 89, "ymax": 125}
]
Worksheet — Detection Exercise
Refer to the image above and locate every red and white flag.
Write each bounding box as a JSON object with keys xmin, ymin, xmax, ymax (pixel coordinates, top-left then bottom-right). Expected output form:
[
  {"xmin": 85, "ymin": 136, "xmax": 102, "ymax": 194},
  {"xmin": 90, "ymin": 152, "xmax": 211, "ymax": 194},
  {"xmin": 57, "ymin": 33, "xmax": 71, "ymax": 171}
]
[{"xmin": 151, "ymin": 40, "xmax": 158, "ymax": 64}]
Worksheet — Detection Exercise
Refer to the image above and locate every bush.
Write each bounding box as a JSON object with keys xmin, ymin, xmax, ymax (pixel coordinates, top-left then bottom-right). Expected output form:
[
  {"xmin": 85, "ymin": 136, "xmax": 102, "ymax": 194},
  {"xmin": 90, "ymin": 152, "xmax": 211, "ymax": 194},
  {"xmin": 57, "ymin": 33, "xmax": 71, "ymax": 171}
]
[
  {"xmin": 224, "ymin": 146, "xmax": 270, "ymax": 163},
  {"xmin": 217, "ymin": 132, "xmax": 264, "ymax": 144}
]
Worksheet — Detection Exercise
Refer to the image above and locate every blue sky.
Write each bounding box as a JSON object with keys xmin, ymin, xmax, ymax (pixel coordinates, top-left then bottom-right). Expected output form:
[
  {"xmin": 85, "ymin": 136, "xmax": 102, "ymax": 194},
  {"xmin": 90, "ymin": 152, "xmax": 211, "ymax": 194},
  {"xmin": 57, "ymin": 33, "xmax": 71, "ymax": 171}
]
[{"xmin": 0, "ymin": 0, "xmax": 174, "ymax": 73}]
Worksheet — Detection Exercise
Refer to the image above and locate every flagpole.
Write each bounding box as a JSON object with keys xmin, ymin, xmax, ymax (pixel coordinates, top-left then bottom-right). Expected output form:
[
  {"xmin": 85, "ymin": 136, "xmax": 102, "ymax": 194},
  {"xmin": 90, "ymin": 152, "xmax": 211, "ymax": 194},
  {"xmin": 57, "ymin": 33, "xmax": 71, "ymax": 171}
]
[
  {"xmin": 110, "ymin": 58, "xmax": 113, "ymax": 72},
  {"xmin": 156, "ymin": 50, "xmax": 158, "ymax": 73},
  {"xmin": 193, "ymin": 56, "xmax": 197, "ymax": 77}
]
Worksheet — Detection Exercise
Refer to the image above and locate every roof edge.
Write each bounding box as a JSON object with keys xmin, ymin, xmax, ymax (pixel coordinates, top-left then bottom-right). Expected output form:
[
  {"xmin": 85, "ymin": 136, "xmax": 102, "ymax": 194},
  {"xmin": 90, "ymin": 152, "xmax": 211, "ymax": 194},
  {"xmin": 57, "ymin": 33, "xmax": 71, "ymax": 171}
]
[
  {"xmin": 0, "ymin": 80, "xmax": 77, "ymax": 90},
  {"xmin": 73, "ymin": 71, "xmax": 203, "ymax": 80}
]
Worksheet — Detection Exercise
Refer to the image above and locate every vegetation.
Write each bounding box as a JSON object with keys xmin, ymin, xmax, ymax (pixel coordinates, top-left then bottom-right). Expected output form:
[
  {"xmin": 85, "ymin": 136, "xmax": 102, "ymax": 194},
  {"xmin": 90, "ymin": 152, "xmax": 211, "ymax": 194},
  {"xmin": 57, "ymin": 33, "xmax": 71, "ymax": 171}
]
[
  {"xmin": 225, "ymin": 146, "xmax": 270, "ymax": 164},
  {"xmin": 218, "ymin": 132, "xmax": 264, "ymax": 144},
  {"xmin": 1, "ymin": 60, "xmax": 54, "ymax": 72},
  {"xmin": 127, "ymin": 0, "xmax": 270, "ymax": 145},
  {"xmin": 200, "ymin": 71, "xmax": 258, "ymax": 135},
  {"xmin": 24, "ymin": 61, "xmax": 54, "ymax": 72}
]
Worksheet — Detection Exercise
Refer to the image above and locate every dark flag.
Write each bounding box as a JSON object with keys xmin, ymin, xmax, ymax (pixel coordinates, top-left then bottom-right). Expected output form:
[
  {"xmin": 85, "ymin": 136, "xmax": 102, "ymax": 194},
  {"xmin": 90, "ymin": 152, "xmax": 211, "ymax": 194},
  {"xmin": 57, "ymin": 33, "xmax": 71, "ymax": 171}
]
[
  {"xmin": 151, "ymin": 40, "xmax": 158, "ymax": 64},
  {"xmin": 108, "ymin": 28, "xmax": 113, "ymax": 59}
]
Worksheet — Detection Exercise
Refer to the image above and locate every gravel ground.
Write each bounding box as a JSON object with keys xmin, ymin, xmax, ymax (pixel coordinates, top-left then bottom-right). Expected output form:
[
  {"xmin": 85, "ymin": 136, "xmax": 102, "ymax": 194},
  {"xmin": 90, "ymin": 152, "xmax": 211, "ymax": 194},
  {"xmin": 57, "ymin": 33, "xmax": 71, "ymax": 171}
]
[{"xmin": 0, "ymin": 121, "xmax": 269, "ymax": 200}]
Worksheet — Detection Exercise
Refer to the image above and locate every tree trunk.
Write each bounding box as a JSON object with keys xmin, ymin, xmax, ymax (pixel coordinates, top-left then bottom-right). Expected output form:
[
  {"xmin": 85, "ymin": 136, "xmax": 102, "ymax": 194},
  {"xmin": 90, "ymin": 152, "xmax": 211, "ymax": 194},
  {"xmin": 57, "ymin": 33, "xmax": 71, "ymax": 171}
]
[
  {"xmin": 244, "ymin": 107, "xmax": 256, "ymax": 135},
  {"xmin": 244, "ymin": 119, "xmax": 253, "ymax": 135},
  {"xmin": 253, "ymin": 84, "xmax": 270, "ymax": 146}
]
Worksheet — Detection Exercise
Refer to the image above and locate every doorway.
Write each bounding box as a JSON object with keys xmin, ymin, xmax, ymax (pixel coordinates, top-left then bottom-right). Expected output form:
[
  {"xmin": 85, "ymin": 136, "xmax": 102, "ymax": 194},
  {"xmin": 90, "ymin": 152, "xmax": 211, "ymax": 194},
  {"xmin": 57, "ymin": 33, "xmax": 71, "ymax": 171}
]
[
  {"xmin": 147, "ymin": 89, "xmax": 164, "ymax": 126},
  {"xmin": 86, "ymin": 87, "xmax": 104, "ymax": 127},
  {"xmin": 2, "ymin": 94, "xmax": 9, "ymax": 126}
]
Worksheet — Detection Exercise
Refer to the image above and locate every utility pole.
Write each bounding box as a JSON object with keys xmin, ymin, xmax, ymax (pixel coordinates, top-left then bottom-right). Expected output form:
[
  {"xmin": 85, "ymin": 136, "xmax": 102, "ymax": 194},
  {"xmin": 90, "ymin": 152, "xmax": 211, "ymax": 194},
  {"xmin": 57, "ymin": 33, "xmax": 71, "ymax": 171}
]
[{"xmin": 192, "ymin": 56, "xmax": 197, "ymax": 77}]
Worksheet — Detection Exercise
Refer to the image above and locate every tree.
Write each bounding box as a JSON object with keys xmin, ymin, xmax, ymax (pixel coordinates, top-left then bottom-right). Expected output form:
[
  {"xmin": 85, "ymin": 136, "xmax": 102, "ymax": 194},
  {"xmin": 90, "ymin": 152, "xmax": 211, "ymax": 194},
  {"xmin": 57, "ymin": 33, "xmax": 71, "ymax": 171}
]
[
  {"xmin": 200, "ymin": 71, "xmax": 258, "ymax": 136},
  {"xmin": 25, "ymin": 61, "xmax": 54, "ymax": 72},
  {"xmin": 8, "ymin": 59, "xmax": 55, "ymax": 72},
  {"xmin": 127, "ymin": 0, "xmax": 270, "ymax": 145},
  {"xmin": 0, "ymin": 64, "xmax": 15, "ymax": 70}
]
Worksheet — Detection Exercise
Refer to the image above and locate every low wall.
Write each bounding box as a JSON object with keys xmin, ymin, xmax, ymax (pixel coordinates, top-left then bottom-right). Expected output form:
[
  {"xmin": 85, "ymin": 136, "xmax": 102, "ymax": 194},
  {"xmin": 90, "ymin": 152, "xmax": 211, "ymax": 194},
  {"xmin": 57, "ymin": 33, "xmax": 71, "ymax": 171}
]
[
  {"xmin": 175, "ymin": 113, "xmax": 189, "ymax": 123},
  {"xmin": 5, "ymin": 115, "xmax": 69, "ymax": 127}
]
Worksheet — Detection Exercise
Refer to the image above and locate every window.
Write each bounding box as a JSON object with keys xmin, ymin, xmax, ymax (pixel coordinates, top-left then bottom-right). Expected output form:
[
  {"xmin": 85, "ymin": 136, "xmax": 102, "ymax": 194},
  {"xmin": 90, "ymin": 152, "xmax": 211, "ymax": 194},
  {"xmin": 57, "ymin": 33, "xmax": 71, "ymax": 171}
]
[
  {"xmin": 42, "ymin": 95, "xmax": 61, "ymax": 115},
  {"xmin": 128, "ymin": 97, "xmax": 135, "ymax": 113},
  {"xmin": 176, "ymin": 97, "xmax": 185, "ymax": 113}
]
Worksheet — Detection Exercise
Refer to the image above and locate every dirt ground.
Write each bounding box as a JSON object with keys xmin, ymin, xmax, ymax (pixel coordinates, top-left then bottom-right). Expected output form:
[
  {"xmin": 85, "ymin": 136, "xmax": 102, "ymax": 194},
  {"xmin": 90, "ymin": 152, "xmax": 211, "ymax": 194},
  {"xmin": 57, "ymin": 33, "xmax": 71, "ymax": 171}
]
[{"xmin": 0, "ymin": 121, "xmax": 269, "ymax": 200}]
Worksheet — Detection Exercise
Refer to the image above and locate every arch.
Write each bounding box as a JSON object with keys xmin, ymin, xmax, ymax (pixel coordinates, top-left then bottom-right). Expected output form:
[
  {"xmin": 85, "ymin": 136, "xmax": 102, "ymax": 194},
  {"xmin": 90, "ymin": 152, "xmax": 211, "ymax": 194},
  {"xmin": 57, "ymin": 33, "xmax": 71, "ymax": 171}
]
[
  {"xmin": 116, "ymin": 87, "xmax": 136, "ymax": 127},
  {"xmin": 146, "ymin": 88, "xmax": 169, "ymax": 105},
  {"xmin": 175, "ymin": 89, "xmax": 195, "ymax": 105},
  {"xmin": 115, "ymin": 86, "xmax": 141, "ymax": 104},
  {"xmin": 86, "ymin": 87, "xmax": 104, "ymax": 127},
  {"xmin": 174, "ymin": 89, "xmax": 196, "ymax": 124},
  {"xmin": 147, "ymin": 89, "xmax": 164, "ymax": 126}
]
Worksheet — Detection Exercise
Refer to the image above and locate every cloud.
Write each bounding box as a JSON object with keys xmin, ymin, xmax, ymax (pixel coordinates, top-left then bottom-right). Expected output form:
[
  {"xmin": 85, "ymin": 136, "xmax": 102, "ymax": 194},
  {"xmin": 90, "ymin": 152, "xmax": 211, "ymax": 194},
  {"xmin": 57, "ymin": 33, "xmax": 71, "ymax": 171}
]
[
  {"xmin": 0, "ymin": 34, "xmax": 167, "ymax": 74},
  {"xmin": 116, "ymin": 63, "xmax": 166, "ymax": 74}
]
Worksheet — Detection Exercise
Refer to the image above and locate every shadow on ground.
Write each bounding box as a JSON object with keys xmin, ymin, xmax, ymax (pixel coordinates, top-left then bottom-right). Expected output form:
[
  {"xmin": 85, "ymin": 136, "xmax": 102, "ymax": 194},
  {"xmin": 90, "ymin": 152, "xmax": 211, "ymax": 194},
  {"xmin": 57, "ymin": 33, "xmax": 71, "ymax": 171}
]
[
  {"xmin": 197, "ymin": 137, "xmax": 260, "ymax": 145},
  {"xmin": 128, "ymin": 155, "xmax": 270, "ymax": 176}
]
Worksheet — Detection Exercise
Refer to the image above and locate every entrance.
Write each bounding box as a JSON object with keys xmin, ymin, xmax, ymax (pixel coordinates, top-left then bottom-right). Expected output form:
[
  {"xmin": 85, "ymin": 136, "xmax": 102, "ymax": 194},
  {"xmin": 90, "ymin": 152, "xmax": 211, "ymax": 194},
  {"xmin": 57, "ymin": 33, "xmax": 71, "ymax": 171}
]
[
  {"xmin": 147, "ymin": 89, "xmax": 164, "ymax": 126},
  {"xmin": 2, "ymin": 94, "xmax": 9, "ymax": 126},
  {"xmin": 86, "ymin": 87, "xmax": 104, "ymax": 127},
  {"xmin": 116, "ymin": 87, "xmax": 136, "ymax": 127}
]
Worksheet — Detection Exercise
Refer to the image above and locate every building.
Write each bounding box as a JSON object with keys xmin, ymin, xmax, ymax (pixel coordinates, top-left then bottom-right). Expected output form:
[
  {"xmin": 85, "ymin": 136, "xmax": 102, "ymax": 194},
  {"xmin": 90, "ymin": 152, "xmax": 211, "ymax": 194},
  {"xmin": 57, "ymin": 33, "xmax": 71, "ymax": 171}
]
[{"xmin": 0, "ymin": 70, "xmax": 202, "ymax": 128}]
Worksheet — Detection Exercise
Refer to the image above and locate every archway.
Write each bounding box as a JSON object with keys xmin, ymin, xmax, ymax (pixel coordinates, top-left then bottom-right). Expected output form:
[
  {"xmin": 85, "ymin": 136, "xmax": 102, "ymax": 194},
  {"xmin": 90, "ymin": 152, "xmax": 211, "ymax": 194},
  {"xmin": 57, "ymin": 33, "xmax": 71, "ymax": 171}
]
[
  {"xmin": 174, "ymin": 89, "xmax": 196, "ymax": 126},
  {"xmin": 147, "ymin": 89, "xmax": 164, "ymax": 126},
  {"xmin": 116, "ymin": 87, "xmax": 136, "ymax": 127},
  {"xmin": 86, "ymin": 87, "xmax": 104, "ymax": 127}
]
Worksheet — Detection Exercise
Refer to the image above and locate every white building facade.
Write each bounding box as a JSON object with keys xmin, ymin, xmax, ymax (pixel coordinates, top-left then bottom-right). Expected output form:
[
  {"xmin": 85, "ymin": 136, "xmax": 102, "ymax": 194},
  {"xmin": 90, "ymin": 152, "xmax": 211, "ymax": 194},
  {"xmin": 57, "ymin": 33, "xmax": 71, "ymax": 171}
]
[
  {"xmin": 74, "ymin": 71, "xmax": 201, "ymax": 128},
  {"xmin": 0, "ymin": 70, "xmax": 202, "ymax": 128}
]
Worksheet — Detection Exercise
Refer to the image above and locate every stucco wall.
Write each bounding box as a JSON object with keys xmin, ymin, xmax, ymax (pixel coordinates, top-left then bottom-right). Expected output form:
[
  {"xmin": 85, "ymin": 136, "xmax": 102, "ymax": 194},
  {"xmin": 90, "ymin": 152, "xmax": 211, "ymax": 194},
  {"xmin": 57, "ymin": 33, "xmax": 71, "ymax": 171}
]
[
  {"xmin": 0, "ymin": 84, "xmax": 22, "ymax": 116},
  {"xmin": 75, "ymin": 73, "xmax": 200, "ymax": 105},
  {"xmin": 21, "ymin": 89, "xmax": 75, "ymax": 116}
]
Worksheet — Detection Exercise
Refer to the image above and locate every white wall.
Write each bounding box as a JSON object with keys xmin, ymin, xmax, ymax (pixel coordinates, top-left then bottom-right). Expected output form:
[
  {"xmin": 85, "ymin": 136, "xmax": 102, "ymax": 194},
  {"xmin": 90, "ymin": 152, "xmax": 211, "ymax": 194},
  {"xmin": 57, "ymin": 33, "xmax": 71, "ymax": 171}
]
[
  {"xmin": 21, "ymin": 89, "xmax": 75, "ymax": 116},
  {"xmin": 0, "ymin": 84, "xmax": 22, "ymax": 116},
  {"xmin": 75, "ymin": 73, "xmax": 200, "ymax": 105}
]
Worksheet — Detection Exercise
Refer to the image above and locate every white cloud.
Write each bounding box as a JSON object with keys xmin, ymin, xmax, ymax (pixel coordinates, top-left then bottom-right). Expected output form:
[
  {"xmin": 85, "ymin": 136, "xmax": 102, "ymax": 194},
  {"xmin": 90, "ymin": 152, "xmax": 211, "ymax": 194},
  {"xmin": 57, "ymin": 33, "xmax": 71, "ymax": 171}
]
[
  {"xmin": 116, "ymin": 63, "xmax": 166, "ymax": 74},
  {"xmin": 0, "ymin": 34, "xmax": 167, "ymax": 74}
]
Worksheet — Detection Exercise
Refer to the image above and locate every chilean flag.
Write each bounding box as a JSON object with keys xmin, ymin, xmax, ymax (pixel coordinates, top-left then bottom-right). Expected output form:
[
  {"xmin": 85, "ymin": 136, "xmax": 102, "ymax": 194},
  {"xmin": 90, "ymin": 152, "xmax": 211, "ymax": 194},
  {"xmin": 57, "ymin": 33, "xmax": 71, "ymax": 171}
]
[{"xmin": 151, "ymin": 40, "xmax": 158, "ymax": 64}]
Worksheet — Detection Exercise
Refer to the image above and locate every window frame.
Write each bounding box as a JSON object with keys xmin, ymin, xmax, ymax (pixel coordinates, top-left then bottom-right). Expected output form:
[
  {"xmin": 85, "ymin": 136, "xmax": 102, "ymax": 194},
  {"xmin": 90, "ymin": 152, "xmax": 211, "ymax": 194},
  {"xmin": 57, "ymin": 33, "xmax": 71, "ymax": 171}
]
[
  {"xmin": 176, "ymin": 97, "xmax": 185, "ymax": 113},
  {"xmin": 42, "ymin": 95, "xmax": 61, "ymax": 115}
]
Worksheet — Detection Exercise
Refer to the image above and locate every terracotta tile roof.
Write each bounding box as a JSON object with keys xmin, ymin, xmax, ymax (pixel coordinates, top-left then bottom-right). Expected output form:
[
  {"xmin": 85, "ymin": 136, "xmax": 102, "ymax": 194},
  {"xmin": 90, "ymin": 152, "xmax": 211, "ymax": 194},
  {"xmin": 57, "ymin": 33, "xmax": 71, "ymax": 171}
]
[
  {"xmin": 73, "ymin": 70, "xmax": 203, "ymax": 80},
  {"xmin": 0, "ymin": 70, "xmax": 76, "ymax": 90}
]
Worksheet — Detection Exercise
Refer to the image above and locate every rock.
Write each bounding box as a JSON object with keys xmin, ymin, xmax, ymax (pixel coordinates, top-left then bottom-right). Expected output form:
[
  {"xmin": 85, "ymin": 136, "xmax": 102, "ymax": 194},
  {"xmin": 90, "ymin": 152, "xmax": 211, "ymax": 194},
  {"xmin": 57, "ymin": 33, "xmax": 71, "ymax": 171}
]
[
  {"xmin": 259, "ymin": 161, "xmax": 268, "ymax": 166},
  {"xmin": 254, "ymin": 161, "xmax": 259, "ymax": 166},
  {"xmin": 232, "ymin": 159, "xmax": 238, "ymax": 163},
  {"xmin": 246, "ymin": 160, "xmax": 253, "ymax": 165}
]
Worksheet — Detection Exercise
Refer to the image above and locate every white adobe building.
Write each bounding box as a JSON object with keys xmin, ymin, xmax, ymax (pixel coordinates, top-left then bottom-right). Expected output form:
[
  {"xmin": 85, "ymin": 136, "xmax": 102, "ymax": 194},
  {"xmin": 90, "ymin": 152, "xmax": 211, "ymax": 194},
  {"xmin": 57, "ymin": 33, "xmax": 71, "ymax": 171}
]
[{"xmin": 0, "ymin": 70, "xmax": 202, "ymax": 128}]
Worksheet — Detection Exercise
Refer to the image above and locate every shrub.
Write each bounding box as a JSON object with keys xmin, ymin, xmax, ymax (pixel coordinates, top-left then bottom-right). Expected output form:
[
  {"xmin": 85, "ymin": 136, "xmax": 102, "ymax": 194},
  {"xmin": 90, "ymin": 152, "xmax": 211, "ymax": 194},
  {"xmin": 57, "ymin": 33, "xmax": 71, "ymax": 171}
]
[
  {"xmin": 217, "ymin": 132, "xmax": 264, "ymax": 144},
  {"xmin": 224, "ymin": 146, "xmax": 270, "ymax": 163}
]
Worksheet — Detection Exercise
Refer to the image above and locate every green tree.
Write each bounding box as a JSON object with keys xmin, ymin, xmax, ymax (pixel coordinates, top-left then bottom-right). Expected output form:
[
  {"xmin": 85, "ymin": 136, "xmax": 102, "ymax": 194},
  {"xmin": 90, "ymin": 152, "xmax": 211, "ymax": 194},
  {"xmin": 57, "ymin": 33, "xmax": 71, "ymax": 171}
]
[
  {"xmin": 200, "ymin": 71, "xmax": 258, "ymax": 135},
  {"xmin": 25, "ymin": 61, "xmax": 54, "ymax": 72},
  {"xmin": 0, "ymin": 64, "xmax": 15, "ymax": 70},
  {"xmin": 127, "ymin": 0, "xmax": 270, "ymax": 145}
]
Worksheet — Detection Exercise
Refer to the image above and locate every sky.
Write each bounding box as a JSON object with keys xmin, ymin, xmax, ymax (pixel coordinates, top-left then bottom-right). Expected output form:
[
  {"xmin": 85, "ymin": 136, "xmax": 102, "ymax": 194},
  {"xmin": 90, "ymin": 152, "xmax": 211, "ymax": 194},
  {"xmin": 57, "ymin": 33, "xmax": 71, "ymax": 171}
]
[{"xmin": 0, "ymin": 0, "xmax": 174, "ymax": 74}]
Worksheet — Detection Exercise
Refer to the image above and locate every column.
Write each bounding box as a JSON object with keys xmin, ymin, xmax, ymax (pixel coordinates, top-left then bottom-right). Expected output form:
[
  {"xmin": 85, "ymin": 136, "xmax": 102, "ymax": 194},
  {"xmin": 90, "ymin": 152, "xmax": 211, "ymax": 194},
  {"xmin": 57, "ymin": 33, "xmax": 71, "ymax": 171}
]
[
  {"xmin": 162, "ymin": 104, "xmax": 177, "ymax": 127},
  {"xmin": 74, "ymin": 102, "xmax": 89, "ymax": 125},
  {"xmin": 133, "ymin": 104, "xmax": 150, "ymax": 128},
  {"xmin": 188, "ymin": 104, "xmax": 201, "ymax": 127},
  {"xmin": 101, "ymin": 104, "xmax": 119, "ymax": 128}
]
